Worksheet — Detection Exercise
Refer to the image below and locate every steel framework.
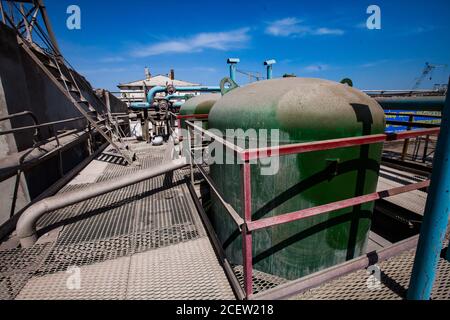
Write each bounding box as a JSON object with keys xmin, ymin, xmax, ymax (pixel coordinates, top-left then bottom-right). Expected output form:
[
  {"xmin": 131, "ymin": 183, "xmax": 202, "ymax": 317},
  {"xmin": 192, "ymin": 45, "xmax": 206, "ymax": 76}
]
[{"xmin": 182, "ymin": 114, "xmax": 442, "ymax": 300}]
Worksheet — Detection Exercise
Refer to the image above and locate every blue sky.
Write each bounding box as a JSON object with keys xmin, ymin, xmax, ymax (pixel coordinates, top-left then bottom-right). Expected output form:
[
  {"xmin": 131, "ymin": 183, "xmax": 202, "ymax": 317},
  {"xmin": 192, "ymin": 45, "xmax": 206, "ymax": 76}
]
[{"xmin": 44, "ymin": 0, "xmax": 450, "ymax": 91}]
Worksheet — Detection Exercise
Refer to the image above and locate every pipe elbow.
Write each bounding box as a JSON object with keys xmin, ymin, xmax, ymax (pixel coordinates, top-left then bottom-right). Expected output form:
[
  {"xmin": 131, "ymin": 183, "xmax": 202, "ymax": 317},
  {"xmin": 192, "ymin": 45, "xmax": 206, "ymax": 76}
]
[{"xmin": 17, "ymin": 200, "xmax": 50, "ymax": 248}]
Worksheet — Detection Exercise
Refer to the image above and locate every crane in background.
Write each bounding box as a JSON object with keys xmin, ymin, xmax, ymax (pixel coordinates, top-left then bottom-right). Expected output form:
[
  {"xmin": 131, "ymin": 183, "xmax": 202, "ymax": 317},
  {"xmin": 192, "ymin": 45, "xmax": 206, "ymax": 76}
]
[{"xmin": 412, "ymin": 62, "xmax": 448, "ymax": 90}]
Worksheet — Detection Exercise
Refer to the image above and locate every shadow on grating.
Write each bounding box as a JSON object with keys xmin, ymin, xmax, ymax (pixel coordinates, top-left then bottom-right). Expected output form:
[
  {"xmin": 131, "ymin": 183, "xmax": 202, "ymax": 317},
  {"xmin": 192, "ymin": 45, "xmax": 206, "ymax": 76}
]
[
  {"xmin": 1, "ymin": 143, "xmax": 216, "ymax": 299},
  {"xmin": 31, "ymin": 170, "xmax": 206, "ymax": 278},
  {"xmin": 0, "ymin": 244, "xmax": 51, "ymax": 300},
  {"xmin": 232, "ymin": 265, "xmax": 289, "ymax": 295},
  {"xmin": 295, "ymin": 248, "xmax": 450, "ymax": 300}
]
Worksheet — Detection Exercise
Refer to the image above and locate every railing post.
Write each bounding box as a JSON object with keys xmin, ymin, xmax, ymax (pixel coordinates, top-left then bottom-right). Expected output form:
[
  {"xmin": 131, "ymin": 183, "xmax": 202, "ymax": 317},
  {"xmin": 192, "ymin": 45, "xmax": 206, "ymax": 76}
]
[
  {"xmin": 241, "ymin": 161, "xmax": 253, "ymax": 299},
  {"xmin": 401, "ymin": 114, "xmax": 414, "ymax": 161},
  {"xmin": 187, "ymin": 124, "xmax": 194, "ymax": 185},
  {"xmin": 408, "ymin": 79, "xmax": 450, "ymax": 300}
]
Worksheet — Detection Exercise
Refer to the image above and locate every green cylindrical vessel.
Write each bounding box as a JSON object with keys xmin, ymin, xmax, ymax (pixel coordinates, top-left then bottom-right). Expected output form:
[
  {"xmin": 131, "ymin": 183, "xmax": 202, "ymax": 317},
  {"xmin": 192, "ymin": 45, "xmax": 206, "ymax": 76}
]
[
  {"xmin": 179, "ymin": 94, "xmax": 221, "ymax": 129},
  {"xmin": 208, "ymin": 78, "xmax": 385, "ymax": 280}
]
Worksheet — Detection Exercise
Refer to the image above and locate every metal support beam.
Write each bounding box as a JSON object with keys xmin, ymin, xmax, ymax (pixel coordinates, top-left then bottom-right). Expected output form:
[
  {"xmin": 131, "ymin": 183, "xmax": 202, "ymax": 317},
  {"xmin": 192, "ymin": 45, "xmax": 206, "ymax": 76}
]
[
  {"xmin": 242, "ymin": 162, "xmax": 253, "ymax": 299},
  {"xmin": 35, "ymin": 0, "xmax": 62, "ymax": 58},
  {"xmin": 408, "ymin": 79, "xmax": 450, "ymax": 300}
]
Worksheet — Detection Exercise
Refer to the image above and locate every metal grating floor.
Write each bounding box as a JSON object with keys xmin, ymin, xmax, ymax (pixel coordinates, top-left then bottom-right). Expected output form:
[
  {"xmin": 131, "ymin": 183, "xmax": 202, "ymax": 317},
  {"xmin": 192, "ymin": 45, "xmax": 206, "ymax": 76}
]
[
  {"xmin": 2, "ymin": 142, "xmax": 449, "ymax": 300},
  {"xmin": 0, "ymin": 142, "xmax": 234, "ymax": 300},
  {"xmin": 295, "ymin": 248, "xmax": 450, "ymax": 300}
]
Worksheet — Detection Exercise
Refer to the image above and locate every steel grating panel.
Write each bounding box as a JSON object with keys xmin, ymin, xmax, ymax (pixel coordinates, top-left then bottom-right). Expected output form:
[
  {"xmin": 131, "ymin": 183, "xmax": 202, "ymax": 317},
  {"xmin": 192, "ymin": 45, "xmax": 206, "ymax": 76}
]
[
  {"xmin": 232, "ymin": 265, "xmax": 289, "ymax": 295},
  {"xmin": 126, "ymin": 238, "xmax": 234, "ymax": 300},
  {"xmin": 8, "ymin": 141, "xmax": 231, "ymax": 300},
  {"xmin": 295, "ymin": 249, "xmax": 450, "ymax": 300},
  {"xmin": 16, "ymin": 238, "xmax": 234, "ymax": 300},
  {"xmin": 0, "ymin": 244, "xmax": 51, "ymax": 300},
  {"xmin": 16, "ymin": 255, "xmax": 131, "ymax": 300}
]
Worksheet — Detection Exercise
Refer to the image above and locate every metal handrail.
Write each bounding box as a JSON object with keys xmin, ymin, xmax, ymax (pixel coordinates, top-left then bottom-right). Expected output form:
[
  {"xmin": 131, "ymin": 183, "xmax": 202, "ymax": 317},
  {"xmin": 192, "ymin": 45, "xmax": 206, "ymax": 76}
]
[{"xmin": 184, "ymin": 118, "xmax": 441, "ymax": 299}]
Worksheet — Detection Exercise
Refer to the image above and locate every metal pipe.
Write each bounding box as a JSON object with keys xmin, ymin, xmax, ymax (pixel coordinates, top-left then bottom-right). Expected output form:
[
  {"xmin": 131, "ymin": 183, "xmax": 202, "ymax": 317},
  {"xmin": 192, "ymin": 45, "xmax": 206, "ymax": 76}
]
[
  {"xmin": 407, "ymin": 80, "xmax": 450, "ymax": 300},
  {"xmin": 0, "ymin": 111, "xmax": 41, "ymax": 138},
  {"xmin": 0, "ymin": 115, "xmax": 87, "ymax": 136},
  {"xmin": 253, "ymin": 235, "xmax": 420, "ymax": 300},
  {"xmin": 16, "ymin": 159, "xmax": 187, "ymax": 248},
  {"xmin": 144, "ymin": 86, "xmax": 221, "ymax": 109},
  {"xmin": 264, "ymin": 60, "xmax": 276, "ymax": 80},
  {"xmin": 375, "ymin": 96, "xmax": 446, "ymax": 112},
  {"xmin": 160, "ymin": 94, "xmax": 192, "ymax": 101},
  {"xmin": 0, "ymin": 142, "xmax": 108, "ymax": 242},
  {"xmin": 227, "ymin": 58, "xmax": 240, "ymax": 82}
]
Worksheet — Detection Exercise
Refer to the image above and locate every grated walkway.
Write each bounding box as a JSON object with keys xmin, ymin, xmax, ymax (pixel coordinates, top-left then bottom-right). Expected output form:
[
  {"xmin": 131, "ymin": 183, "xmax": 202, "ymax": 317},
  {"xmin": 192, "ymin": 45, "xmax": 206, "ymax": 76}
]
[{"xmin": 0, "ymin": 141, "xmax": 234, "ymax": 300}]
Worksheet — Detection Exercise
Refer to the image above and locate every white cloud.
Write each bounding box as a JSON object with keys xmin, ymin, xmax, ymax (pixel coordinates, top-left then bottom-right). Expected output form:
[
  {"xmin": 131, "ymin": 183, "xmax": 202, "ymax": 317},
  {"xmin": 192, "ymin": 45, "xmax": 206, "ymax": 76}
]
[
  {"xmin": 303, "ymin": 64, "xmax": 330, "ymax": 72},
  {"xmin": 265, "ymin": 17, "xmax": 344, "ymax": 37},
  {"xmin": 131, "ymin": 28, "xmax": 251, "ymax": 57},
  {"xmin": 359, "ymin": 59, "xmax": 390, "ymax": 68},
  {"xmin": 313, "ymin": 28, "xmax": 345, "ymax": 35},
  {"xmin": 99, "ymin": 56, "xmax": 125, "ymax": 63},
  {"xmin": 265, "ymin": 17, "xmax": 309, "ymax": 37}
]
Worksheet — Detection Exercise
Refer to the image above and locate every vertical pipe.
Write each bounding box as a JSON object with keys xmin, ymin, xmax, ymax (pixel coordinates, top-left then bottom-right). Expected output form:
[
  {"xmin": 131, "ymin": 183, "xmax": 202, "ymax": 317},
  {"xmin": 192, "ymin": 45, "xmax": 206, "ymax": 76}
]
[
  {"xmin": 266, "ymin": 65, "xmax": 273, "ymax": 80},
  {"xmin": 230, "ymin": 64, "xmax": 236, "ymax": 82},
  {"xmin": 407, "ymin": 79, "xmax": 450, "ymax": 300},
  {"xmin": 242, "ymin": 162, "xmax": 253, "ymax": 299}
]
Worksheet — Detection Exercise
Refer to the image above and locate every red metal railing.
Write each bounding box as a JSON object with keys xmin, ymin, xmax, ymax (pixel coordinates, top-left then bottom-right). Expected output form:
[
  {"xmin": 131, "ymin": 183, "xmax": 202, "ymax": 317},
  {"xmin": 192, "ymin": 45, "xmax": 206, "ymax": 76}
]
[{"xmin": 184, "ymin": 118, "xmax": 440, "ymax": 300}]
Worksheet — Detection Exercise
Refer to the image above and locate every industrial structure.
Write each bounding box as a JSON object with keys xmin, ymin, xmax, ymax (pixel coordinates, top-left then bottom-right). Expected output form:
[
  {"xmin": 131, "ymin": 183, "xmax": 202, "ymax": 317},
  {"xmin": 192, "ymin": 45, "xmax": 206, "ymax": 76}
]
[
  {"xmin": 117, "ymin": 69, "xmax": 199, "ymax": 106},
  {"xmin": 0, "ymin": 0, "xmax": 449, "ymax": 301}
]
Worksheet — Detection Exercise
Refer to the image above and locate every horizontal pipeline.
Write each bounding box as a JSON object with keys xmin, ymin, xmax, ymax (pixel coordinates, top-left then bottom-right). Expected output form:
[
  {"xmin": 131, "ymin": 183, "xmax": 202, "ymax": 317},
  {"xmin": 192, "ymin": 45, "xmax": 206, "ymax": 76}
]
[
  {"xmin": 375, "ymin": 96, "xmax": 446, "ymax": 112},
  {"xmin": 16, "ymin": 159, "xmax": 187, "ymax": 248},
  {"xmin": 145, "ymin": 86, "xmax": 221, "ymax": 107}
]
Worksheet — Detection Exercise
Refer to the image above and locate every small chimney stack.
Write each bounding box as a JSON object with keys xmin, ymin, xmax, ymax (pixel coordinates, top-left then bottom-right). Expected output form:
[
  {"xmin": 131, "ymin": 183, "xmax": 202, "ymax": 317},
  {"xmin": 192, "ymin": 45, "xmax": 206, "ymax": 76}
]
[
  {"xmin": 145, "ymin": 67, "xmax": 151, "ymax": 80},
  {"xmin": 169, "ymin": 69, "xmax": 175, "ymax": 80}
]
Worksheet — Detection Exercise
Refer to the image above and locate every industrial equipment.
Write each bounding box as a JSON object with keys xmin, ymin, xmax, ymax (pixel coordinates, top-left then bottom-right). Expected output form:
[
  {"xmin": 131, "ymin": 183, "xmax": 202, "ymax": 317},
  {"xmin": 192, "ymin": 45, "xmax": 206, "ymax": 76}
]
[
  {"xmin": 179, "ymin": 94, "xmax": 221, "ymax": 129},
  {"xmin": 208, "ymin": 78, "xmax": 386, "ymax": 280}
]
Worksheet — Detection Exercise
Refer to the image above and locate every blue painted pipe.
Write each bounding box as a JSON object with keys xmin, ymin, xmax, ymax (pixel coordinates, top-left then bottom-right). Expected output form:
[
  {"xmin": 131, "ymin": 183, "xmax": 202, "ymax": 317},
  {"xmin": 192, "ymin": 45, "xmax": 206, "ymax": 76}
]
[
  {"xmin": 147, "ymin": 86, "xmax": 221, "ymax": 106},
  {"xmin": 264, "ymin": 59, "xmax": 276, "ymax": 80},
  {"xmin": 129, "ymin": 86, "xmax": 222, "ymax": 110},
  {"xmin": 227, "ymin": 58, "xmax": 239, "ymax": 82},
  {"xmin": 130, "ymin": 102, "xmax": 150, "ymax": 109},
  {"xmin": 266, "ymin": 65, "xmax": 273, "ymax": 80},
  {"xmin": 230, "ymin": 65, "xmax": 236, "ymax": 81},
  {"xmin": 163, "ymin": 94, "xmax": 191, "ymax": 101},
  {"xmin": 375, "ymin": 96, "xmax": 446, "ymax": 112},
  {"xmin": 407, "ymin": 79, "xmax": 450, "ymax": 300}
]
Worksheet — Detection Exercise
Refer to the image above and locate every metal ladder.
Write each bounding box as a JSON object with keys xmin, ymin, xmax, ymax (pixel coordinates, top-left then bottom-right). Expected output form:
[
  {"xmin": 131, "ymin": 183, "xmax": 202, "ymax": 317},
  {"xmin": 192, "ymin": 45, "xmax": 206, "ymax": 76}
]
[{"xmin": 18, "ymin": 38, "xmax": 136, "ymax": 165}]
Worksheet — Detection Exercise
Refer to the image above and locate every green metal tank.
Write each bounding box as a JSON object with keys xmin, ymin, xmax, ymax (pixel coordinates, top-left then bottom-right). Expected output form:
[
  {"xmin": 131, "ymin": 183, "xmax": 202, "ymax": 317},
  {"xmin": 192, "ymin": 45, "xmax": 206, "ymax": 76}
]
[
  {"xmin": 208, "ymin": 78, "xmax": 385, "ymax": 280},
  {"xmin": 179, "ymin": 94, "xmax": 221, "ymax": 129}
]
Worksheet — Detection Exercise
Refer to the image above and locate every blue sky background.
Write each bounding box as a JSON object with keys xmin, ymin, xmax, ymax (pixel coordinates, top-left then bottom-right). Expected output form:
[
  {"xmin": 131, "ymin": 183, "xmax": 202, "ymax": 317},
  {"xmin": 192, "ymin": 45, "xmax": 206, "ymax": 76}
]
[{"xmin": 44, "ymin": 0, "xmax": 450, "ymax": 91}]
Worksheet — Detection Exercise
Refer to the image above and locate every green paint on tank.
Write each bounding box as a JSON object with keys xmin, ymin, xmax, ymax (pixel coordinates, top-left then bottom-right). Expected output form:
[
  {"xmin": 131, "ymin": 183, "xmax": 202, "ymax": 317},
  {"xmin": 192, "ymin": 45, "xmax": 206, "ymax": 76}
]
[
  {"xmin": 179, "ymin": 94, "xmax": 221, "ymax": 129},
  {"xmin": 208, "ymin": 78, "xmax": 386, "ymax": 280}
]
